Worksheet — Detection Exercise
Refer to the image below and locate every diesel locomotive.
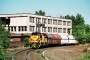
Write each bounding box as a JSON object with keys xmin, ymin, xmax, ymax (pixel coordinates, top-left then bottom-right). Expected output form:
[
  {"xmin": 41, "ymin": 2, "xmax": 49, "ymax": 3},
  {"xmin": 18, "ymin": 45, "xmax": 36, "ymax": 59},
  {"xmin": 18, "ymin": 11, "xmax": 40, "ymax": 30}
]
[{"xmin": 29, "ymin": 32, "xmax": 78, "ymax": 48}]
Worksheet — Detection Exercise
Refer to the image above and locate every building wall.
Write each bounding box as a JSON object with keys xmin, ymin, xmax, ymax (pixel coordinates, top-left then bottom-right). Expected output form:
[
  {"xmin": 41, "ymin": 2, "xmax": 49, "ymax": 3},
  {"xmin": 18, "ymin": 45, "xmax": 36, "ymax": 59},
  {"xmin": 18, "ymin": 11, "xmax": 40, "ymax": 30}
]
[
  {"xmin": 0, "ymin": 13, "xmax": 72, "ymax": 35},
  {"xmin": 10, "ymin": 17, "xmax": 28, "ymax": 33}
]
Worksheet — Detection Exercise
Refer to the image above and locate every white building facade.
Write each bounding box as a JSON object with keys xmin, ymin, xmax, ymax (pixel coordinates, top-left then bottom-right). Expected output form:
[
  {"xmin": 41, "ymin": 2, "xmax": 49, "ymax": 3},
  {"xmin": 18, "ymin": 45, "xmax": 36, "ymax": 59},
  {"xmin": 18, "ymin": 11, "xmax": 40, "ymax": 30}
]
[{"xmin": 0, "ymin": 13, "xmax": 72, "ymax": 35}]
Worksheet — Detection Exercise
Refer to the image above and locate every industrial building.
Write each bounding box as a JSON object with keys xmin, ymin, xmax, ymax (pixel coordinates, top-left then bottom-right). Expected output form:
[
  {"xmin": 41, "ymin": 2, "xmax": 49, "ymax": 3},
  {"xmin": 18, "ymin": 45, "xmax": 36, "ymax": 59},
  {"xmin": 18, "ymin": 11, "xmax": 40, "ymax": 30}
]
[
  {"xmin": 0, "ymin": 13, "xmax": 73, "ymax": 47},
  {"xmin": 0, "ymin": 13, "xmax": 72, "ymax": 35}
]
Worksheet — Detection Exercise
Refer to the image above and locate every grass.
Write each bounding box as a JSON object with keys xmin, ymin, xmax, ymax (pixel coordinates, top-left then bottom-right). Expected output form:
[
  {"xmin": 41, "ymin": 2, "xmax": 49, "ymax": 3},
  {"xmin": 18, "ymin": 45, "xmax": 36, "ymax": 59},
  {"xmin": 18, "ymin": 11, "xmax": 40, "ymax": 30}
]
[
  {"xmin": 5, "ymin": 52, "xmax": 15, "ymax": 60},
  {"xmin": 47, "ymin": 56, "xmax": 55, "ymax": 60},
  {"xmin": 83, "ymin": 48, "xmax": 87, "ymax": 52},
  {"xmin": 81, "ymin": 52, "xmax": 90, "ymax": 60},
  {"xmin": 34, "ymin": 49, "xmax": 46, "ymax": 59},
  {"xmin": 34, "ymin": 49, "xmax": 41, "ymax": 53},
  {"xmin": 40, "ymin": 54, "xmax": 45, "ymax": 59}
]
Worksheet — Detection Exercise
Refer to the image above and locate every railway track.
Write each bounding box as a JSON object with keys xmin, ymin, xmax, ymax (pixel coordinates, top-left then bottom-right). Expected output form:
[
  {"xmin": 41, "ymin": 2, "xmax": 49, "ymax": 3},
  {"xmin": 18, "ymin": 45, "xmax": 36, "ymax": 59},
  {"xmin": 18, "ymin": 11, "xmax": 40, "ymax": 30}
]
[{"xmin": 11, "ymin": 48, "xmax": 34, "ymax": 60}]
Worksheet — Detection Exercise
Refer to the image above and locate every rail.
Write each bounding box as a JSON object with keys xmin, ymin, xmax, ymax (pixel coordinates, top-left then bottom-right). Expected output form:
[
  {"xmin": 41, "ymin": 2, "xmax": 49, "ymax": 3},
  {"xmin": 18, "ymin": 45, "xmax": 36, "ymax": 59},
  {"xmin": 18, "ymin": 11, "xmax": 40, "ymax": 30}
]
[
  {"xmin": 25, "ymin": 49, "xmax": 34, "ymax": 60},
  {"xmin": 11, "ymin": 48, "xmax": 33, "ymax": 60}
]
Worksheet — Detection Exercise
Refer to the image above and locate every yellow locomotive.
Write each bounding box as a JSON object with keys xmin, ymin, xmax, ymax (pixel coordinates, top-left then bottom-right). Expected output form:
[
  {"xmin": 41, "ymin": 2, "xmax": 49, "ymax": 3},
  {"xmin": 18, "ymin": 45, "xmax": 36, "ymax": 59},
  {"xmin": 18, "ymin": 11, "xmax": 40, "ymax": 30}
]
[
  {"xmin": 29, "ymin": 32, "xmax": 47, "ymax": 48},
  {"xmin": 28, "ymin": 32, "xmax": 78, "ymax": 48}
]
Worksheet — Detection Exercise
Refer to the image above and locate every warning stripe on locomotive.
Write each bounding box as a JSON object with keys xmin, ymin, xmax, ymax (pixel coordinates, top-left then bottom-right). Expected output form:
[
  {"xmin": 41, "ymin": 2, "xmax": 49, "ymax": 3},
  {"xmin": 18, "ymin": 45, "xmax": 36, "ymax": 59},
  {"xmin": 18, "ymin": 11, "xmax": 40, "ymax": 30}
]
[{"xmin": 30, "ymin": 35, "xmax": 40, "ymax": 42}]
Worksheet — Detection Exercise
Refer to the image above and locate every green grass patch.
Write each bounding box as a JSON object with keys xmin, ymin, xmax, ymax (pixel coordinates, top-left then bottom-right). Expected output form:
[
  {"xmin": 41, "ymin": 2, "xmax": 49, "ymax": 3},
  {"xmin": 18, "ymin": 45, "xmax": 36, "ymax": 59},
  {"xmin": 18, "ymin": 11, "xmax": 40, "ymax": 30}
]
[
  {"xmin": 83, "ymin": 48, "xmax": 87, "ymax": 52},
  {"xmin": 34, "ymin": 49, "xmax": 41, "ymax": 53},
  {"xmin": 47, "ymin": 56, "xmax": 55, "ymax": 60},
  {"xmin": 40, "ymin": 54, "xmax": 45, "ymax": 59},
  {"xmin": 81, "ymin": 52, "xmax": 90, "ymax": 60},
  {"xmin": 5, "ymin": 52, "xmax": 15, "ymax": 60}
]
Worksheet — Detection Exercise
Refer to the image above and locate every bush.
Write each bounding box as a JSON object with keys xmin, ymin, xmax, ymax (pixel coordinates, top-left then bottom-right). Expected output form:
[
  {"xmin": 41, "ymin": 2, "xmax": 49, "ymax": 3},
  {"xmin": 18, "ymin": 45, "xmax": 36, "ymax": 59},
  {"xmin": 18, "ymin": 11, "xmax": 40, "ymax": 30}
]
[
  {"xmin": 0, "ymin": 18, "xmax": 10, "ymax": 60},
  {"xmin": 35, "ymin": 49, "xmax": 41, "ymax": 53},
  {"xmin": 0, "ymin": 46, "xmax": 5, "ymax": 60},
  {"xmin": 24, "ymin": 37, "xmax": 29, "ymax": 47},
  {"xmin": 81, "ymin": 52, "xmax": 90, "ymax": 60},
  {"xmin": 83, "ymin": 48, "xmax": 87, "ymax": 52},
  {"xmin": 73, "ymin": 30, "xmax": 89, "ymax": 44}
]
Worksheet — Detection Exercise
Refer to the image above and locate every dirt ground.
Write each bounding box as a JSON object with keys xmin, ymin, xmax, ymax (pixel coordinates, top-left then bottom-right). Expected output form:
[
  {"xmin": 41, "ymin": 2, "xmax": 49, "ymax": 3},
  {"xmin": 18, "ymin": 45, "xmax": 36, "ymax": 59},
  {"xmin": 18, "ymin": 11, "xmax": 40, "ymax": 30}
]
[
  {"xmin": 29, "ymin": 44, "xmax": 90, "ymax": 60},
  {"xmin": 6, "ymin": 43, "xmax": 90, "ymax": 60}
]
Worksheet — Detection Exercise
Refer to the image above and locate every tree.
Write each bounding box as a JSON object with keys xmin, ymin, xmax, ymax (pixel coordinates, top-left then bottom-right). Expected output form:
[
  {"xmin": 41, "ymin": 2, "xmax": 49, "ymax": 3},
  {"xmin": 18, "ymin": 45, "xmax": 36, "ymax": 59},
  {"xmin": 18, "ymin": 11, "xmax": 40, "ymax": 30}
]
[
  {"xmin": 64, "ymin": 14, "xmax": 90, "ymax": 44},
  {"xmin": 35, "ymin": 10, "xmax": 46, "ymax": 16},
  {"xmin": 1, "ymin": 17, "xmax": 10, "ymax": 32},
  {"xmin": 24, "ymin": 37, "xmax": 29, "ymax": 47},
  {"xmin": 60, "ymin": 15, "xmax": 64, "ymax": 18},
  {"xmin": 0, "ymin": 18, "xmax": 10, "ymax": 60},
  {"xmin": 35, "ymin": 11, "xmax": 39, "ymax": 15},
  {"xmin": 65, "ymin": 15, "xmax": 71, "ymax": 19},
  {"xmin": 76, "ymin": 14, "xmax": 85, "ymax": 25}
]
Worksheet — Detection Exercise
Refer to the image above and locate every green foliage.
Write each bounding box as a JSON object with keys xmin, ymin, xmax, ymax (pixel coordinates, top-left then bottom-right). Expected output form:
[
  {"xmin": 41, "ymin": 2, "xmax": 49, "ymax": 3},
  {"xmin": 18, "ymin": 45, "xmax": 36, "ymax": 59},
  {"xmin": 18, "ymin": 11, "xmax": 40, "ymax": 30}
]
[
  {"xmin": 35, "ymin": 10, "xmax": 46, "ymax": 16},
  {"xmin": 76, "ymin": 14, "xmax": 85, "ymax": 25},
  {"xmin": 73, "ymin": 25, "xmax": 90, "ymax": 44},
  {"xmin": 0, "ymin": 20, "xmax": 10, "ymax": 49},
  {"xmin": 81, "ymin": 52, "xmax": 90, "ymax": 60},
  {"xmin": 41, "ymin": 54, "xmax": 45, "ymax": 59},
  {"xmin": 83, "ymin": 48, "xmax": 87, "ymax": 52},
  {"xmin": 1, "ymin": 17, "xmax": 10, "ymax": 31},
  {"xmin": 34, "ymin": 49, "xmax": 41, "ymax": 53},
  {"xmin": 64, "ymin": 14, "xmax": 90, "ymax": 44},
  {"xmin": 0, "ymin": 19, "xmax": 10, "ymax": 60},
  {"xmin": 0, "ymin": 46, "xmax": 5, "ymax": 60},
  {"xmin": 24, "ymin": 37, "xmax": 29, "ymax": 46}
]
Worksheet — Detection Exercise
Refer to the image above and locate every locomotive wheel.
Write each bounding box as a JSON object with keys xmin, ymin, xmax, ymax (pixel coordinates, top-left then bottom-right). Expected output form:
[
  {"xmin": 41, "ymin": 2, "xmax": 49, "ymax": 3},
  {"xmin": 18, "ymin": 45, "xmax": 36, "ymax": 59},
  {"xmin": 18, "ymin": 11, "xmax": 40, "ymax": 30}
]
[
  {"xmin": 37, "ymin": 43, "xmax": 41, "ymax": 48},
  {"xmin": 36, "ymin": 45, "xmax": 40, "ymax": 48},
  {"xmin": 29, "ymin": 42, "xmax": 42, "ymax": 48}
]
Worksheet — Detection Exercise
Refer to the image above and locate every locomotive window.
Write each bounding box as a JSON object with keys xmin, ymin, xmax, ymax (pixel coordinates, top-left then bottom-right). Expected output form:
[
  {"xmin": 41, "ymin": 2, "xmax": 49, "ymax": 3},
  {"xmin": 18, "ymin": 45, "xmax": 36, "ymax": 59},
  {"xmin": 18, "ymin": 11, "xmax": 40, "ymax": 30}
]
[
  {"xmin": 40, "ymin": 35, "xmax": 42, "ymax": 38},
  {"xmin": 32, "ymin": 33, "xmax": 37, "ymax": 35},
  {"xmin": 31, "ymin": 32, "xmax": 40, "ymax": 35}
]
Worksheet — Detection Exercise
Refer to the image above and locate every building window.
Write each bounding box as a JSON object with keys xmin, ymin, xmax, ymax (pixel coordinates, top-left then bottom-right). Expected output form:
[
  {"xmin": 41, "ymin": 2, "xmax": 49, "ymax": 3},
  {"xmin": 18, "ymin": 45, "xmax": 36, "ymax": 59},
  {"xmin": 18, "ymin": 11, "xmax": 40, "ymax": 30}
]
[
  {"xmin": 18, "ymin": 26, "xmax": 20, "ymax": 31},
  {"xmin": 58, "ymin": 20, "xmax": 62, "ymax": 25},
  {"xmin": 25, "ymin": 26, "xmax": 27, "ymax": 31},
  {"xmin": 10, "ymin": 26, "xmax": 16, "ymax": 32},
  {"xmin": 30, "ymin": 26, "xmax": 34, "ymax": 32},
  {"xmin": 53, "ymin": 28, "xmax": 57, "ymax": 32},
  {"xmin": 53, "ymin": 20, "xmax": 57, "ymax": 25},
  {"xmin": 30, "ymin": 17, "xmax": 34, "ymax": 23},
  {"xmin": 48, "ymin": 27, "xmax": 52, "ymax": 32},
  {"xmin": 63, "ymin": 28, "xmax": 66, "ymax": 33},
  {"xmin": 14, "ymin": 27, "xmax": 16, "ymax": 31},
  {"xmin": 42, "ymin": 27, "xmax": 46, "ymax": 32},
  {"xmin": 22, "ymin": 27, "xmax": 24, "ymax": 31},
  {"xmin": 63, "ymin": 21, "xmax": 66, "ymax": 26},
  {"xmin": 36, "ymin": 27, "xmax": 39, "ymax": 32},
  {"xmin": 11, "ymin": 27, "xmax": 13, "ymax": 31},
  {"xmin": 67, "ymin": 29, "xmax": 71, "ymax": 34},
  {"xmin": 48, "ymin": 19, "xmax": 52, "ymax": 24},
  {"xmin": 18, "ymin": 26, "xmax": 27, "ymax": 31},
  {"xmin": 36, "ymin": 17, "xmax": 41, "ymax": 23},
  {"xmin": 58, "ymin": 28, "xmax": 62, "ymax": 33},
  {"xmin": 67, "ymin": 21, "xmax": 71, "ymax": 26},
  {"xmin": 42, "ymin": 18, "xmax": 46, "ymax": 24}
]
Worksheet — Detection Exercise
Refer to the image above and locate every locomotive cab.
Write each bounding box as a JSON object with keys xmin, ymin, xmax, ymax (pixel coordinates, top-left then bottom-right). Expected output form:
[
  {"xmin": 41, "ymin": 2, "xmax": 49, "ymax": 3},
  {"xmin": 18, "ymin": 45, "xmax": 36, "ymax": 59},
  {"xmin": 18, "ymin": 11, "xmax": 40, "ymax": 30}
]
[
  {"xmin": 29, "ymin": 32, "xmax": 48, "ymax": 48},
  {"xmin": 29, "ymin": 32, "xmax": 41, "ymax": 48}
]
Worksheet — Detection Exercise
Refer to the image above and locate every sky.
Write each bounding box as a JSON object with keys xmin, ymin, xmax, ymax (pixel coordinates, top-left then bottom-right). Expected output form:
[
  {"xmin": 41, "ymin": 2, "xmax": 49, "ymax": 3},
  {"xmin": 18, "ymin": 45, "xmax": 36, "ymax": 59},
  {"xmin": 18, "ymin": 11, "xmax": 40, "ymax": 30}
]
[{"xmin": 0, "ymin": 0, "xmax": 90, "ymax": 24}]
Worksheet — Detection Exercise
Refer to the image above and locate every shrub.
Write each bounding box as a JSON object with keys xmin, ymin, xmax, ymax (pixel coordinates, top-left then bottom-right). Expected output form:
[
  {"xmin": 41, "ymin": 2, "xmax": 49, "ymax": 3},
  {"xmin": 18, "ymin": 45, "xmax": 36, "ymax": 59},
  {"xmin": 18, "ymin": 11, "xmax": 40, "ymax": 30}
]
[
  {"xmin": 0, "ymin": 18, "xmax": 10, "ymax": 60},
  {"xmin": 0, "ymin": 46, "xmax": 5, "ymax": 60},
  {"xmin": 83, "ymin": 48, "xmax": 87, "ymax": 52},
  {"xmin": 81, "ymin": 52, "xmax": 90, "ymax": 60},
  {"xmin": 41, "ymin": 54, "xmax": 45, "ymax": 59},
  {"xmin": 24, "ymin": 37, "xmax": 29, "ymax": 47}
]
